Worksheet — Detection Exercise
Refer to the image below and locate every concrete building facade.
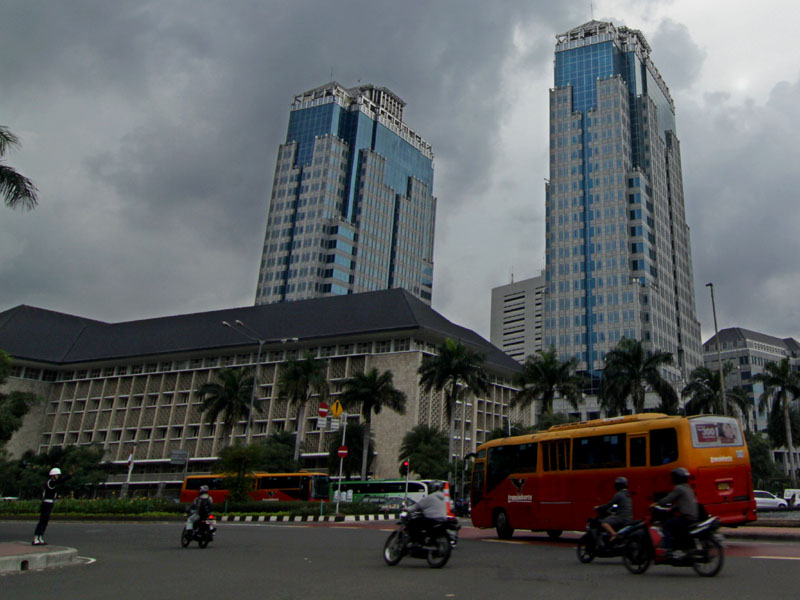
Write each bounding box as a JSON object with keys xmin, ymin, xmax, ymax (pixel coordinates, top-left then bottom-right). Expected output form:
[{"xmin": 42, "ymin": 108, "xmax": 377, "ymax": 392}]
[
  {"xmin": 1, "ymin": 290, "xmax": 519, "ymax": 495},
  {"xmin": 489, "ymin": 271, "xmax": 546, "ymax": 364},
  {"xmin": 255, "ymin": 82, "xmax": 436, "ymax": 307}
]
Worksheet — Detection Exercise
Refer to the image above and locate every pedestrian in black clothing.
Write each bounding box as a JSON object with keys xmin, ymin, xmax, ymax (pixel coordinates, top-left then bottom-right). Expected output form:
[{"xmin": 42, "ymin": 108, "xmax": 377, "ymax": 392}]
[{"xmin": 33, "ymin": 466, "xmax": 72, "ymax": 545}]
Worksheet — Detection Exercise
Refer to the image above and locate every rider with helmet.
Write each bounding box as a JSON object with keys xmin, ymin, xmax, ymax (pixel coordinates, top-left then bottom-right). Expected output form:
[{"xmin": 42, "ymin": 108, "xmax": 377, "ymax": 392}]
[
  {"xmin": 596, "ymin": 476, "xmax": 633, "ymax": 542},
  {"xmin": 407, "ymin": 481, "xmax": 448, "ymax": 542},
  {"xmin": 654, "ymin": 467, "xmax": 698, "ymax": 553},
  {"xmin": 33, "ymin": 466, "xmax": 73, "ymax": 545},
  {"xmin": 189, "ymin": 485, "xmax": 213, "ymax": 532}
]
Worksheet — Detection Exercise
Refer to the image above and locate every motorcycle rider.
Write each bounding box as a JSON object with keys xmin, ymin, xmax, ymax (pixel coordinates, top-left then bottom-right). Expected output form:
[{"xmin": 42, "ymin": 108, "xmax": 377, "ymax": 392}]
[
  {"xmin": 406, "ymin": 481, "xmax": 447, "ymax": 543},
  {"xmin": 188, "ymin": 485, "xmax": 213, "ymax": 533},
  {"xmin": 653, "ymin": 467, "xmax": 698, "ymax": 556},
  {"xmin": 595, "ymin": 476, "xmax": 633, "ymax": 543}
]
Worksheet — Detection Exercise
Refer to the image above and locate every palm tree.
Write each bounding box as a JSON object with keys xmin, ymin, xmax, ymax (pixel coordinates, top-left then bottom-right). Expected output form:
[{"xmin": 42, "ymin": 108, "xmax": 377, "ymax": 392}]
[
  {"xmin": 753, "ymin": 358, "xmax": 800, "ymax": 488},
  {"xmin": 418, "ymin": 338, "xmax": 489, "ymax": 465},
  {"xmin": 511, "ymin": 349, "xmax": 584, "ymax": 422},
  {"xmin": 682, "ymin": 364, "xmax": 753, "ymax": 424},
  {"xmin": 276, "ymin": 351, "xmax": 329, "ymax": 462},
  {"xmin": 600, "ymin": 337, "xmax": 677, "ymax": 415},
  {"xmin": 1, "ymin": 126, "xmax": 38, "ymax": 210},
  {"xmin": 340, "ymin": 368, "xmax": 407, "ymax": 481},
  {"xmin": 196, "ymin": 368, "xmax": 254, "ymax": 447}
]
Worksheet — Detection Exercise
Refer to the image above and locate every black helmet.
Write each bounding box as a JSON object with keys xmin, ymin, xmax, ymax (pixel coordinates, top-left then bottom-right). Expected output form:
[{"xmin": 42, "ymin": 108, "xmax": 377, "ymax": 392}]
[
  {"xmin": 199, "ymin": 485, "xmax": 210, "ymax": 494},
  {"xmin": 671, "ymin": 467, "xmax": 690, "ymax": 484},
  {"xmin": 429, "ymin": 481, "xmax": 443, "ymax": 493},
  {"xmin": 614, "ymin": 476, "xmax": 628, "ymax": 490}
]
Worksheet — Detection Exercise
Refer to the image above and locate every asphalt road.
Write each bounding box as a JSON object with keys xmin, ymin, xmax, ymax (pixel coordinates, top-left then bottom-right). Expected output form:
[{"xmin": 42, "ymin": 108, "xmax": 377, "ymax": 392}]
[{"xmin": 1, "ymin": 520, "xmax": 799, "ymax": 600}]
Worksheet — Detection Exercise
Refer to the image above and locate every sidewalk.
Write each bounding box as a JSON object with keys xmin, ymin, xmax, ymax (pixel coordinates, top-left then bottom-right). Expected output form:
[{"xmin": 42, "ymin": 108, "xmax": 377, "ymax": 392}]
[
  {"xmin": 0, "ymin": 542, "xmax": 79, "ymax": 574},
  {"xmin": 724, "ymin": 523, "xmax": 800, "ymax": 543}
]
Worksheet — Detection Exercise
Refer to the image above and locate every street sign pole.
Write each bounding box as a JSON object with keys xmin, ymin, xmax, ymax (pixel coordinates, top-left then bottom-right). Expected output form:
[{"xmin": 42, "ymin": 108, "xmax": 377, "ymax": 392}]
[{"xmin": 335, "ymin": 413, "xmax": 347, "ymax": 514}]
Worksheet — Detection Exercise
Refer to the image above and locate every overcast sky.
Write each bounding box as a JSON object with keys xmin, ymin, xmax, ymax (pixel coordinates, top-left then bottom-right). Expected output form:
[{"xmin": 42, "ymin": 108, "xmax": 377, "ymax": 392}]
[{"xmin": 2, "ymin": 0, "xmax": 799, "ymax": 347}]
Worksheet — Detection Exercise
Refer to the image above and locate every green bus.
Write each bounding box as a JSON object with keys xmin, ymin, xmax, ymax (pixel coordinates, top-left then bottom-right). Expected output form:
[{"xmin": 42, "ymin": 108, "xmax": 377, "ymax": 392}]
[{"xmin": 330, "ymin": 479, "xmax": 441, "ymax": 505}]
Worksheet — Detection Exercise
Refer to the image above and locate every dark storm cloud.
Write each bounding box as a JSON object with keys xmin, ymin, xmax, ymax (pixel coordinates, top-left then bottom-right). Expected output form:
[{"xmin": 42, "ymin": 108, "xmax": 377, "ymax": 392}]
[{"xmin": 648, "ymin": 18, "xmax": 706, "ymax": 92}]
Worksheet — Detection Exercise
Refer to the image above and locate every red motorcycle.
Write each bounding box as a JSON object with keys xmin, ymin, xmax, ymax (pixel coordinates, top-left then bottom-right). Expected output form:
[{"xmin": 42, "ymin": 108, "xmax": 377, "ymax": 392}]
[{"xmin": 623, "ymin": 505, "xmax": 724, "ymax": 577}]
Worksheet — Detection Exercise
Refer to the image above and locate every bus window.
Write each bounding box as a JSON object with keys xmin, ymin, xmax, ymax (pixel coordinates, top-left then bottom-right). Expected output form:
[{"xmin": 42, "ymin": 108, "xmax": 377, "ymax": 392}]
[
  {"xmin": 543, "ymin": 440, "xmax": 570, "ymax": 471},
  {"xmin": 517, "ymin": 443, "xmax": 538, "ymax": 472},
  {"xmin": 630, "ymin": 435, "xmax": 647, "ymax": 467},
  {"xmin": 650, "ymin": 428, "xmax": 678, "ymax": 465},
  {"xmin": 471, "ymin": 462, "xmax": 485, "ymax": 503},
  {"xmin": 573, "ymin": 434, "xmax": 626, "ymax": 469},
  {"xmin": 689, "ymin": 417, "xmax": 744, "ymax": 447},
  {"xmin": 487, "ymin": 445, "xmax": 517, "ymax": 491}
]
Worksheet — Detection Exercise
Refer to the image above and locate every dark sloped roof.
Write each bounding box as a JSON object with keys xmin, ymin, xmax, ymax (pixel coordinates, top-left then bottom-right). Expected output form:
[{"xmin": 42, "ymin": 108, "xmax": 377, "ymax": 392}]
[
  {"xmin": 0, "ymin": 289, "xmax": 520, "ymax": 373},
  {"xmin": 704, "ymin": 327, "xmax": 796, "ymax": 350}
]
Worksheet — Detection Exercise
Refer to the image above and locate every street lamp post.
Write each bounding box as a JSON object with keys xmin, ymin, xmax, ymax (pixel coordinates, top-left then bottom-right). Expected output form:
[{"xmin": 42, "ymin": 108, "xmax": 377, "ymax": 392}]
[
  {"xmin": 222, "ymin": 320, "xmax": 266, "ymax": 444},
  {"xmin": 705, "ymin": 283, "xmax": 728, "ymax": 416}
]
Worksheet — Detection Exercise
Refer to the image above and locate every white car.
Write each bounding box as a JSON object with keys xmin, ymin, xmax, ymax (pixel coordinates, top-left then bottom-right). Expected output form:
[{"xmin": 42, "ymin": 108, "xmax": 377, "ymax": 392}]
[{"xmin": 754, "ymin": 490, "xmax": 788, "ymax": 510}]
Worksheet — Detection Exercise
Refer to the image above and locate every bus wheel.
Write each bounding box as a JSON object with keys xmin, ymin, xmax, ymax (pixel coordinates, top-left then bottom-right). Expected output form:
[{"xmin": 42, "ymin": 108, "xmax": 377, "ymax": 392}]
[
  {"xmin": 494, "ymin": 510, "xmax": 514, "ymax": 539},
  {"xmin": 546, "ymin": 530, "xmax": 562, "ymax": 540}
]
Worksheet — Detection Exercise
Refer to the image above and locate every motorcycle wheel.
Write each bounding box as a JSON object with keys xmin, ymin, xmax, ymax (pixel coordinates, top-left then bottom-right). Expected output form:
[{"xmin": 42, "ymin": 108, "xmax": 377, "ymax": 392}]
[
  {"xmin": 692, "ymin": 537, "xmax": 724, "ymax": 577},
  {"xmin": 198, "ymin": 535, "xmax": 209, "ymax": 549},
  {"xmin": 426, "ymin": 534, "xmax": 452, "ymax": 568},
  {"xmin": 576, "ymin": 534, "xmax": 595, "ymax": 563},
  {"xmin": 494, "ymin": 510, "xmax": 514, "ymax": 539},
  {"xmin": 383, "ymin": 531, "xmax": 405, "ymax": 566},
  {"xmin": 181, "ymin": 530, "xmax": 192, "ymax": 548},
  {"xmin": 623, "ymin": 535, "xmax": 651, "ymax": 574}
]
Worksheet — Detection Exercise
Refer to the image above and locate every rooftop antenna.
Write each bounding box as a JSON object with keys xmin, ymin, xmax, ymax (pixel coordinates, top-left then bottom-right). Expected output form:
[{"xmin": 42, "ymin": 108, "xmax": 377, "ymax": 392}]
[
  {"xmin": 510, "ymin": 264, "xmax": 514, "ymax": 284},
  {"xmin": 590, "ymin": 2, "xmax": 594, "ymax": 19}
]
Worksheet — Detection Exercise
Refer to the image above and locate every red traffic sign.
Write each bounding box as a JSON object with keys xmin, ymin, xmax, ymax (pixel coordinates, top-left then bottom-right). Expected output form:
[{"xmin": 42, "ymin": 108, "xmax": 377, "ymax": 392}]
[
  {"xmin": 338, "ymin": 445, "xmax": 348, "ymax": 459},
  {"xmin": 318, "ymin": 402, "xmax": 329, "ymax": 418}
]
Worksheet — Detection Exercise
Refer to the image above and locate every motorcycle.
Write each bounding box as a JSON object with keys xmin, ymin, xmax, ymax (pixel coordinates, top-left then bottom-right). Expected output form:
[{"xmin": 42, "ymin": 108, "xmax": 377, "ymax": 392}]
[
  {"xmin": 383, "ymin": 510, "xmax": 460, "ymax": 568},
  {"xmin": 181, "ymin": 509, "xmax": 217, "ymax": 549},
  {"xmin": 623, "ymin": 505, "xmax": 724, "ymax": 577},
  {"xmin": 576, "ymin": 504, "xmax": 640, "ymax": 563}
]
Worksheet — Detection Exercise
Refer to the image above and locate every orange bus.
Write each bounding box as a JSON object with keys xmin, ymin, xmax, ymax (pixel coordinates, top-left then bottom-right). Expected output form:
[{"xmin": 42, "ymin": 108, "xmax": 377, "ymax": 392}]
[
  {"xmin": 469, "ymin": 414, "xmax": 756, "ymax": 539},
  {"xmin": 179, "ymin": 472, "xmax": 330, "ymax": 503}
]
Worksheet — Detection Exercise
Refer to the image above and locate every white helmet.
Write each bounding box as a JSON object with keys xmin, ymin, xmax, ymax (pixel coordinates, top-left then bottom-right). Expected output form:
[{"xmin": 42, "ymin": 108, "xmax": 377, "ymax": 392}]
[{"xmin": 49, "ymin": 468, "xmax": 62, "ymax": 477}]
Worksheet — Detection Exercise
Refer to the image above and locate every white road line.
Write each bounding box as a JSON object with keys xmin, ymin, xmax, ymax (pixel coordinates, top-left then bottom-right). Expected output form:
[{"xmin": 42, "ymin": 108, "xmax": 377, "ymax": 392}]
[{"xmin": 752, "ymin": 556, "xmax": 800, "ymax": 561}]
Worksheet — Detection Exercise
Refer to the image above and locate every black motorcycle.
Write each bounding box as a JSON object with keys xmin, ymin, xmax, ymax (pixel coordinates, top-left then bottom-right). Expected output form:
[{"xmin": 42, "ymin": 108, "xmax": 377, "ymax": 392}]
[
  {"xmin": 383, "ymin": 510, "xmax": 460, "ymax": 568},
  {"xmin": 576, "ymin": 505, "xmax": 640, "ymax": 563},
  {"xmin": 623, "ymin": 505, "xmax": 724, "ymax": 577},
  {"xmin": 181, "ymin": 509, "xmax": 217, "ymax": 549}
]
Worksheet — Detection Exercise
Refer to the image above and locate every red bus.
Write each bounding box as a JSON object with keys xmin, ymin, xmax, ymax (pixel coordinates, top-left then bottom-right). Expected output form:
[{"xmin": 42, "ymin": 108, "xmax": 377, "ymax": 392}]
[
  {"xmin": 179, "ymin": 472, "xmax": 330, "ymax": 503},
  {"xmin": 470, "ymin": 414, "xmax": 756, "ymax": 538}
]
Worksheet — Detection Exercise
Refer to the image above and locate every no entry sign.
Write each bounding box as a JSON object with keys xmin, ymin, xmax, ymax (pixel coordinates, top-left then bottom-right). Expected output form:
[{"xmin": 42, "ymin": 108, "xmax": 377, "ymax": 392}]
[
  {"xmin": 338, "ymin": 445, "xmax": 348, "ymax": 459},
  {"xmin": 318, "ymin": 402, "xmax": 329, "ymax": 418}
]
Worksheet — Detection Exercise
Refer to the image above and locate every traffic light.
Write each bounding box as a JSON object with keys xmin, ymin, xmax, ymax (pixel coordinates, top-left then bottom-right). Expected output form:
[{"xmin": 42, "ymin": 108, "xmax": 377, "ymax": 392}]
[{"xmin": 399, "ymin": 460, "xmax": 409, "ymax": 477}]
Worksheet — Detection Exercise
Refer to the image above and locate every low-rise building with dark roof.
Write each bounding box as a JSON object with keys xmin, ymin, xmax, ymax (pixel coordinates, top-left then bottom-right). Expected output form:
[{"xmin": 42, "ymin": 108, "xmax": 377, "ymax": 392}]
[{"xmin": 0, "ymin": 289, "xmax": 521, "ymax": 495}]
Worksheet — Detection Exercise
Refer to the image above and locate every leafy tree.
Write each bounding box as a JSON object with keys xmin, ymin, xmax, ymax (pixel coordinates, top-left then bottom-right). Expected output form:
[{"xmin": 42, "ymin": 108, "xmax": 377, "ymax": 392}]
[
  {"xmin": 418, "ymin": 338, "xmax": 489, "ymax": 464},
  {"xmin": 0, "ymin": 350, "xmax": 39, "ymax": 447},
  {"xmin": 0, "ymin": 126, "xmax": 38, "ymax": 210},
  {"xmin": 276, "ymin": 351, "xmax": 329, "ymax": 463},
  {"xmin": 753, "ymin": 358, "xmax": 800, "ymax": 488},
  {"xmin": 260, "ymin": 430, "xmax": 298, "ymax": 473},
  {"xmin": 0, "ymin": 445, "xmax": 108, "ymax": 498},
  {"xmin": 216, "ymin": 443, "xmax": 268, "ymax": 502},
  {"xmin": 600, "ymin": 337, "xmax": 677, "ymax": 415},
  {"xmin": 746, "ymin": 431, "xmax": 786, "ymax": 492},
  {"xmin": 681, "ymin": 363, "xmax": 752, "ymax": 424},
  {"xmin": 512, "ymin": 349, "xmax": 584, "ymax": 418},
  {"xmin": 340, "ymin": 368, "xmax": 406, "ymax": 481},
  {"xmin": 398, "ymin": 424, "xmax": 449, "ymax": 480},
  {"xmin": 535, "ymin": 412, "xmax": 573, "ymax": 431},
  {"xmin": 327, "ymin": 422, "xmax": 373, "ymax": 480},
  {"xmin": 197, "ymin": 367, "xmax": 255, "ymax": 447},
  {"xmin": 485, "ymin": 422, "xmax": 532, "ymax": 441},
  {"xmin": 766, "ymin": 403, "xmax": 800, "ymax": 450}
]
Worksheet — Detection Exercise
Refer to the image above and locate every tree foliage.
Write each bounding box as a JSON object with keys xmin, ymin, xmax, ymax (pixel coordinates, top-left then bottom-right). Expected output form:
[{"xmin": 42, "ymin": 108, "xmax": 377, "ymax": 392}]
[
  {"xmin": 0, "ymin": 350, "xmax": 39, "ymax": 447},
  {"xmin": 327, "ymin": 422, "xmax": 373, "ymax": 480},
  {"xmin": 398, "ymin": 424, "xmax": 449, "ymax": 480},
  {"xmin": 512, "ymin": 349, "xmax": 584, "ymax": 417},
  {"xmin": 418, "ymin": 338, "xmax": 488, "ymax": 462},
  {"xmin": 0, "ymin": 445, "xmax": 108, "ymax": 499},
  {"xmin": 340, "ymin": 368, "xmax": 406, "ymax": 481},
  {"xmin": 0, "ymin": 126, "xmax": 38, "ymax": 210},
  {"xmin": 485, "ymin": 422, "xmax": 534, "ymax": 442},
  {"xmin": 196, "ymin": 367, "xmax": 255, "ymax": 447},
  {"xmin": 746, "ymin": 431, "xmax": 786, "ymax": 492},
  {"xmin": 600, "ymin": 337, "xmax": 677, "ymax": 415},
  {"xmin": 276, "ymin": 351, "xmax": 329, "ymax": 462}
]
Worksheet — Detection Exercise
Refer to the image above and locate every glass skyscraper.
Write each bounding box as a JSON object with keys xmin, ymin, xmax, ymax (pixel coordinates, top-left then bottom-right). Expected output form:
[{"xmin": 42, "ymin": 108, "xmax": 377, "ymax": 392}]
[
  {"xmin": 543, "ymin": 21, "xmax": 702, "ymax": 381},
  {"xmin": 255, "ymin": 82, "xmax": 436, "ymax": 306}
]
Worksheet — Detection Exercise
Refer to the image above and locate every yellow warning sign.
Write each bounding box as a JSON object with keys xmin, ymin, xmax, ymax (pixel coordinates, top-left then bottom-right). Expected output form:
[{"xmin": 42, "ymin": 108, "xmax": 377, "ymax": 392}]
[{"xmin": 330, "ymin": 400, "xmax": 344, "ymax": 418}]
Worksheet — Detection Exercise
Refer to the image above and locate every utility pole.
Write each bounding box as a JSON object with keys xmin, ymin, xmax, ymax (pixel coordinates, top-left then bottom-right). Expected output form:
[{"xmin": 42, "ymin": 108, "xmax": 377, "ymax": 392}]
[{"xmin": 706, "ymin": 283, "xmax": 728, "ymax": 416}]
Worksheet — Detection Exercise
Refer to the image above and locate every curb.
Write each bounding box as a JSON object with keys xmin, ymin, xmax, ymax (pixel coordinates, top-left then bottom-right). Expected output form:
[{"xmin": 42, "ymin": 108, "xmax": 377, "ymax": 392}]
[
  {"xmin": 218, "ymin": 512, "xmax": 400, "ymax": 523},
  {"xmin": 0, "ymin": 543, "xmax": 79, "ymax": 575}
]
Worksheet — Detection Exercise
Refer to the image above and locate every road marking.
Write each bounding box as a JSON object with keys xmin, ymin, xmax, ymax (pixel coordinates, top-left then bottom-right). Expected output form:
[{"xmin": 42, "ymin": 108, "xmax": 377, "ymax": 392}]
[
  {"xmin": 752, "ymin": 556, "xmax": 800, "ymax": 561},
  {"xmin": 78, "ymin": 556, "xmax": 97, "ymax": 565},
  {"xmin": 483, "ymin": 539, "xmax": 531, "ymax": 545}
]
